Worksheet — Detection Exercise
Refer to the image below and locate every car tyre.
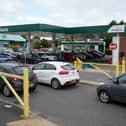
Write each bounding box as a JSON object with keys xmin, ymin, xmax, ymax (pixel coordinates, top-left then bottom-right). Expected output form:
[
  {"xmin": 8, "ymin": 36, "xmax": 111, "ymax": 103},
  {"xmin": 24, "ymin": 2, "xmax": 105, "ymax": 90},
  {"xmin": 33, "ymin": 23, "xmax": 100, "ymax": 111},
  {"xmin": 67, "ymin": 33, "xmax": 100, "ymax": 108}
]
[
  {"xmin": 99, "ymin": 90, "xmax": 110, "ymax": 103},
  {"xmin": 3, "ymin": 85, "xmax": 11, "ymax": 97},
  {"xmin": 30, "ymin": 85, "xmax": 37, "ymax": 92},
  {"xmin": 51, "ymin": 79, "xmax": 61, "ymax": 89}
]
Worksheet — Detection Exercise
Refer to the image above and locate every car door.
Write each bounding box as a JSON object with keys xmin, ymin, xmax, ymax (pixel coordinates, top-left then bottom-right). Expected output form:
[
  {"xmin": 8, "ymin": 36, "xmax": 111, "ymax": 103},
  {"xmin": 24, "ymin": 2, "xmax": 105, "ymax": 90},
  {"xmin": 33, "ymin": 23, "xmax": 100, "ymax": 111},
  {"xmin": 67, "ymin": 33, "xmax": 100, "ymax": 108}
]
[
  {"xmin": 32, "ymin": 63, "xmax": 45, "ymax": 83},
  {"xmin": 0, "ymin": 66, "xmax": 8, "ymax": 89},
  {"xmin": 111, "ymin": 74, "xmax": 126, "ymax": 102},
  {"xmin": 117, "ymin": 74, "xmax": 126, "ymax": 102},
  {"xmin": 43, "ymin": 63, "xmax": 56, "ymax": 84}
]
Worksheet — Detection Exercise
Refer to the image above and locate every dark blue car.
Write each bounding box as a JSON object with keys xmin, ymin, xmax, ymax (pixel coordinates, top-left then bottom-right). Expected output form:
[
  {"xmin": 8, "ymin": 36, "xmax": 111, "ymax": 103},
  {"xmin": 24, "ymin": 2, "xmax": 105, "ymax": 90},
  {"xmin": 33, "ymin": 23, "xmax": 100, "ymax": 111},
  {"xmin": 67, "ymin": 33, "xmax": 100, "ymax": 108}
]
[
  {"xmin": 0, "ymin": 62, "xmax": 37, "ymax": 96},
  {"xmin": 97, "ymin": 73, "xmax": 126, "ymax": 103}
]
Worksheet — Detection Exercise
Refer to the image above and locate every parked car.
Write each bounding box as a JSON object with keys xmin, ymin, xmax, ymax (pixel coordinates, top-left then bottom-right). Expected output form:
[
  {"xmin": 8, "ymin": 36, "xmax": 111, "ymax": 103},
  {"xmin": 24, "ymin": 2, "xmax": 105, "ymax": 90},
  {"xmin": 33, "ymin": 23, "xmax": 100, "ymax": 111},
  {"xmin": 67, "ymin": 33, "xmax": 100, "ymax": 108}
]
[
  {"xmin": 37, "ymin": 52, "xmax": 57, "ymax": 61},
  {"xmin": 18, "ymin": 53, "xmax": 42, "ymax": 64},
  {"xmin": 32, "ymin": 61, "xmax": 80, "ymax": 89},
  {"xmin": 97, "ymin": 73, "xmax": 126, "ymax": 103},
  {"xmin": 1, "ymin": 52, "xmax": 17, "ymax": 60},
  {"xmin": 87, "ymin": 50, "xmax": 103, "ymax": 58},
  {"xmin": 0, "ymin": 62, "xmax": 37, "ymax": 96},
  {"xmin": 0, "ymin": 54, "xmax": 14, "ymax": 61},
  {"xmin": 61, "ymin": 52, "xmax": 76, "ymax": 61}
]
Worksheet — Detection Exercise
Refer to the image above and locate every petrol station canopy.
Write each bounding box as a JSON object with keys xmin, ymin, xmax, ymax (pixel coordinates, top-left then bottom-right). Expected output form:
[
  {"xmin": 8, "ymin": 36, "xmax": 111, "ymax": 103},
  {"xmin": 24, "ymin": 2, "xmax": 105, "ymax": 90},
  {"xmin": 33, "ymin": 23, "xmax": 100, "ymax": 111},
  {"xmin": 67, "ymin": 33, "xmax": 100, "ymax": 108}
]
[
  {"xmin": 0, "ymin": 23, "xmax": 112, "ymax": 34},
  {"xmin": 0, "ymin": 24, "xmax": 126, "ymax": 41}
]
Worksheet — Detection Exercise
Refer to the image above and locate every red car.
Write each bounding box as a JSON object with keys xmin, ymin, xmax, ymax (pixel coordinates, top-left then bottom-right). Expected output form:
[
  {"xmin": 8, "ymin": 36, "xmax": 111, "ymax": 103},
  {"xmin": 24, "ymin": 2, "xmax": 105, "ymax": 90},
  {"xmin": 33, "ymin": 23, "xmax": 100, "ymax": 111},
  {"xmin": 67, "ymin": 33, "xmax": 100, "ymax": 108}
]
[{"xmin": 61, "ymin": 52, "xmax": 76, "ymax": 61}]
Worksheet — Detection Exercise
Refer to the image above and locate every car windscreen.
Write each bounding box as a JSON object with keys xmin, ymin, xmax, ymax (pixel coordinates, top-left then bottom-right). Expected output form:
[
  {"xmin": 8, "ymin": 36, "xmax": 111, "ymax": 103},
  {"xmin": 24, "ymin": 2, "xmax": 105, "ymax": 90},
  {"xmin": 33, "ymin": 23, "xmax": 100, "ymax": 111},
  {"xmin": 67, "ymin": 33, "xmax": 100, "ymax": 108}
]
[
  {"xmin": 61, "ymin": 64, "xmax": 75, "ymax": 70},
  {"xmin": 13, "ymin": 66, "xmax": 32, "ymax": 75}
]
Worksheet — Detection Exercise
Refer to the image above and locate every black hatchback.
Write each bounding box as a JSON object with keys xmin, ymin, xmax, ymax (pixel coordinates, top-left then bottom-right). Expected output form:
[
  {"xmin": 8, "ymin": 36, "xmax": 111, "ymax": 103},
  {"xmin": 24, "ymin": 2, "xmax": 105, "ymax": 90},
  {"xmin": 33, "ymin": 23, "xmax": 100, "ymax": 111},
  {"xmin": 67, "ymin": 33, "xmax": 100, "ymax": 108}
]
[
  {"xmin": 97, "ymin": 73, "xmax": 126, "ymax": 103},
  {"xmin": 0, "ymin": 62, "xmax": 37, "ymax": 96}
]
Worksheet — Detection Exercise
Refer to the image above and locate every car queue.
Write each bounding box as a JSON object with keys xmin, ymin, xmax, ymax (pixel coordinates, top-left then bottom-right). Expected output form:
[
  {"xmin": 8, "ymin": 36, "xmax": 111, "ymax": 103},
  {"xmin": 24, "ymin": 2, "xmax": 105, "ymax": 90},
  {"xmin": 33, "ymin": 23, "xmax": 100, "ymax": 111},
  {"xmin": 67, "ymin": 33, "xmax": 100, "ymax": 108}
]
[
  {"xmin": 0, "ymin": 50, "xmax": 126, "ymax": 106},
  {"xmin": 0, "ymin": 50, "xmax": 80, "ymax": 97}
]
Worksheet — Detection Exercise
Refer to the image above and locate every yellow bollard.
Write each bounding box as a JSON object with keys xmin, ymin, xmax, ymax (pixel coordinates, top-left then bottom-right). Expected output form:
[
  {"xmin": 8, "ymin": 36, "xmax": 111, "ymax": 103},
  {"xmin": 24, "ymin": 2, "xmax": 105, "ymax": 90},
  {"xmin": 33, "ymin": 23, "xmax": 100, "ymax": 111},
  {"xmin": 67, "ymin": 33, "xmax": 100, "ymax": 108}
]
[
  {"xmin": 76, "ymin": 57, "xmax": 83, "ymax": 70},
  {"xmin": 23, "ymin": 69, "xmax": 29, "ymax": 118},
  {"xmin": 74, "ymin": 60, "xmax": 77, "ymax": 68},
  {"xmin": 115, "ymin": 61, "xmax": 119, "ymax": 77},
  {"xmin": 122, "ymin": 57, "xmax": 126, "ymax": 74}
]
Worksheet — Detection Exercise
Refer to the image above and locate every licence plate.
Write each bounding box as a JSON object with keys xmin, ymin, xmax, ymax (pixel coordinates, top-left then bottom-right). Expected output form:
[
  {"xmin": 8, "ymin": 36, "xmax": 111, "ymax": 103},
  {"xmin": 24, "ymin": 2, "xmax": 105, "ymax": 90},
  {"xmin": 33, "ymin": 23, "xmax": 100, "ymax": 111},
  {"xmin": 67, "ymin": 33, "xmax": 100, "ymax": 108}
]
[
  {"xmin": 29, "ymin": 83, "xmax": 33, "ymax": 87},
  {"xmin": 71, "ymin": 80, "xmax": 77, "ymax": 84}
]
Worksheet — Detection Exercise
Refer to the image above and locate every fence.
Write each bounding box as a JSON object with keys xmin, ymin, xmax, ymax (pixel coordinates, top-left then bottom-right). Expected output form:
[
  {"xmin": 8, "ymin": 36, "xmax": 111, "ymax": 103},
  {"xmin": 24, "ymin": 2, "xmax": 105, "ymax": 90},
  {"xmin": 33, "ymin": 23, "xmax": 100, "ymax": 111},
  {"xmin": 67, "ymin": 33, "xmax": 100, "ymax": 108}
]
[{"xmin": 74, "ymin": 57, "xmax": 126, "ymax": 78}]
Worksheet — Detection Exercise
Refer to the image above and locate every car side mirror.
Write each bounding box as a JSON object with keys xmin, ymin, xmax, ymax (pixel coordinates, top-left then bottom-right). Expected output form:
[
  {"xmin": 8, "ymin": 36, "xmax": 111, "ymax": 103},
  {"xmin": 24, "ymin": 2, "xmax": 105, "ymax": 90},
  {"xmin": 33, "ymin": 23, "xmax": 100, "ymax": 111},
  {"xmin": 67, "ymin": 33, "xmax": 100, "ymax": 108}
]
[
  {"xmin": 113, "ymin": 78, "xmax": 119, "ymax": 84},
  {"xmin": 32, "ymin": 67, "xmax": 35, "ymax": 70}
]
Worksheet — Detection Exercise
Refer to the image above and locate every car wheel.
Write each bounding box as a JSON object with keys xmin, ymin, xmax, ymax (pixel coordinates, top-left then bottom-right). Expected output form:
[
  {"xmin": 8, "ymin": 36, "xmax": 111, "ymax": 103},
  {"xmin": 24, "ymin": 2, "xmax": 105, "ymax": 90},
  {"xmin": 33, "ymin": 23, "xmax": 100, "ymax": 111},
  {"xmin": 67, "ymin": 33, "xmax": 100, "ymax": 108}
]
[
  {"xmin": 51, "ymin": 79, "xmax": 61, "ymax": 89},
  {"xmin": 99, "ymin": 90, "xmax": 110, "ymax": 103},
  {"xmin": 3, "ymin": 85, "xmax": 11, "ymax": 97},
  {"xmin": 30, "ymin": 85, "xmax": 37, "ymax": 92}
]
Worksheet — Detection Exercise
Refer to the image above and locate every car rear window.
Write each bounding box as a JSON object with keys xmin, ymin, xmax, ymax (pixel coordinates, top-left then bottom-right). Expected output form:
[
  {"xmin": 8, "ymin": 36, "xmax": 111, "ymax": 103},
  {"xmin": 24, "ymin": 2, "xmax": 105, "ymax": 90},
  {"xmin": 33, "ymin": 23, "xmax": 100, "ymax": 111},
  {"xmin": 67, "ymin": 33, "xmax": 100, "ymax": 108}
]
[
  {"xmin": 13, "ymin": 66, "xmax": 32, "ymax": 75},
  {"xmin": 61, "ymin": 64, "xmax": 75, "ymax": 70}
]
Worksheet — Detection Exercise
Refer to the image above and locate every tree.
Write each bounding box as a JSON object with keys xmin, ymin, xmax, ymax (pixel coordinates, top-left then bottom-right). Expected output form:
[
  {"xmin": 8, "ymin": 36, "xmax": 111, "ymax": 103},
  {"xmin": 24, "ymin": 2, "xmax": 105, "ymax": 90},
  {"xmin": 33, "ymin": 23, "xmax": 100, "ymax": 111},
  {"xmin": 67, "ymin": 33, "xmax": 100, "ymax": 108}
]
[
  {"xmin": 119, "ymin": 20, "xmax": 125, "ymax": 25},
  {"xmin": 33, "ymin": 39, "xmax": 41, "ymax": 49},
  {"xmin": 33, "ymin": 36, "xmax": 40, "ymax": 40},
  {"xmin": 40, "ymin": 39, "xmax": 51, "ymax": 48},
  {"xmin": 109, "ymin": 20, "xmax": 118, "ymax": 26}
]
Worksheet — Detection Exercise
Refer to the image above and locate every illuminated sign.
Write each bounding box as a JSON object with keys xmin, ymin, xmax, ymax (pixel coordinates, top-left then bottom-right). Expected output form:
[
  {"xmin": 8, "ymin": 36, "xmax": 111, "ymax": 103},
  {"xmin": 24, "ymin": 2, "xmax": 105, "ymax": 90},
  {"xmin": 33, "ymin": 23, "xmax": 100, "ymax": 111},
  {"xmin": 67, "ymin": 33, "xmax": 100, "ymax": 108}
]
[
  {"xmin": 108, "ymin": 25, "xmax": 125, "ymax": 33},
  {"xmin": 0, "ymin": 28, "xmax": 8, "ymax": 32}
]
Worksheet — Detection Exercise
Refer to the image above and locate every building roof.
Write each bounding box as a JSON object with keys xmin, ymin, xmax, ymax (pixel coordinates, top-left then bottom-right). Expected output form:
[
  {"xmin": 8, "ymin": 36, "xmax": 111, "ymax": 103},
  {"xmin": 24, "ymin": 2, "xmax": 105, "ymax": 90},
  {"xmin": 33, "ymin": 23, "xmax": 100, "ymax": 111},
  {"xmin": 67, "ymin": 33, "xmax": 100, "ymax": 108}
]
[
  {"xmin": 0, "ymin": 34, "xmax": 26, "ymax": 42},
  {"xmin": 0, "ymin": 23, "xmax": 111, "ymax": 34}
]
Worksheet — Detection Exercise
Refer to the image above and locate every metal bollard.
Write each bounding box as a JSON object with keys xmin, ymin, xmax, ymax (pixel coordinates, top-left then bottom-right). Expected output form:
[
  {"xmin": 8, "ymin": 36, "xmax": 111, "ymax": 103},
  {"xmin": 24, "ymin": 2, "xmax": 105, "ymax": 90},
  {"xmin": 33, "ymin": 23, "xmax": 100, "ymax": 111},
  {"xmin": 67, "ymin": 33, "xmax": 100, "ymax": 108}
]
[
  {"xmin": 122, "ymin": 57, "xmax": 126, "ymax": 74},
  {"xmin": 115, "ymin": 61, "xmax": 119, "ymax": 77},
  {"xmin": 23, "ymin": 69, "xmax": 29, "ymax": 118}
]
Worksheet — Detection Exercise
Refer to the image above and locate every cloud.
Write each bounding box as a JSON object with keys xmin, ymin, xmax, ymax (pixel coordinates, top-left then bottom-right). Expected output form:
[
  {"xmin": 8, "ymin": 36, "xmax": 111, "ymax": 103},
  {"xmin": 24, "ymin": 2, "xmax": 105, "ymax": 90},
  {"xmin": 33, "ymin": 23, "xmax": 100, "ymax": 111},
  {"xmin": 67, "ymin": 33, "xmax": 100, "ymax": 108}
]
[
  {"xmin": 0, "ymin": 0, "xmax": 126, "ymax": 26},
  {"xmin": 0, "ymin": 0, "xmax": 25, "ymax": 14},
  {"xmin": 33, "ymin": 0, "xmax": 126, "ymax": 26}
]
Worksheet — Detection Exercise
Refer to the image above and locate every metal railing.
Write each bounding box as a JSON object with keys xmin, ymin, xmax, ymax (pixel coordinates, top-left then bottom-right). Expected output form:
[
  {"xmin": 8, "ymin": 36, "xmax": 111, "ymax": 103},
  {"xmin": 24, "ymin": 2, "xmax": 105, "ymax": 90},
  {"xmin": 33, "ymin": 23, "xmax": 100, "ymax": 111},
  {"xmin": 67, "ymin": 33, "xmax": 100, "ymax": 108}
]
[
  {"xmin": 0, "ymin": 69, "xmax": 29, "ymax": 118},
  {"xmin": 74, "ymin": 57, "xmax": 126, "ymax": 78}
]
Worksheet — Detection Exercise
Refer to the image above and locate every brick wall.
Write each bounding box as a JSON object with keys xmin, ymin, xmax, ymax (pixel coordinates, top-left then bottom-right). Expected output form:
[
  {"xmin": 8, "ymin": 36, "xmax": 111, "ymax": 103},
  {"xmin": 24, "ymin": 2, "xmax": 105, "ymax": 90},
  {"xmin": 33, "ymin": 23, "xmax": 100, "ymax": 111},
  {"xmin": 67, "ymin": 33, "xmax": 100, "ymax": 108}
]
[{"xmin": 119, "ymin": 37, "xmax": 126, "ymax": 64}]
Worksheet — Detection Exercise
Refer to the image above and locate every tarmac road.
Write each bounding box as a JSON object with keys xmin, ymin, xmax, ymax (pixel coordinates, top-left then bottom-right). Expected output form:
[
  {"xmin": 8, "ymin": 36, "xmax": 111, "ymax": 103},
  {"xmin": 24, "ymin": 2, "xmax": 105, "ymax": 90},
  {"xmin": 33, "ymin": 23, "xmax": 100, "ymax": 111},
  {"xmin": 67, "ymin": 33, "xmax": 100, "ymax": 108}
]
[
  {"xmin": 29, "ymin": 84, "xmax": 126, "ymax": 126},
  {"xmin": 0, "ymin": 68, "xmax": 124, "ymax": 126},
  {"xmin": 0, "ymin": 100, "xmax": 22, "ymax": 126}
]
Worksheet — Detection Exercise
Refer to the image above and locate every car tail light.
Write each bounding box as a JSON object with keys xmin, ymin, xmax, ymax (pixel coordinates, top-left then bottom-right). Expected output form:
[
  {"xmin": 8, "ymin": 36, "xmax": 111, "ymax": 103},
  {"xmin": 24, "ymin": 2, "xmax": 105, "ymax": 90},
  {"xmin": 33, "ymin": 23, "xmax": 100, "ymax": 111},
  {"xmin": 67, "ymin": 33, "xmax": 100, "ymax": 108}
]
[
  {"xmin": 10, "ymin": 77, "xmax": 19, "ymax": 82},
  {"xmin": 59, "ymin": 70, "xmax": 69, "ymax": 75},
  {"xmin": 33, "ymin": 73, "xmax": 37, "ymax": 80}
]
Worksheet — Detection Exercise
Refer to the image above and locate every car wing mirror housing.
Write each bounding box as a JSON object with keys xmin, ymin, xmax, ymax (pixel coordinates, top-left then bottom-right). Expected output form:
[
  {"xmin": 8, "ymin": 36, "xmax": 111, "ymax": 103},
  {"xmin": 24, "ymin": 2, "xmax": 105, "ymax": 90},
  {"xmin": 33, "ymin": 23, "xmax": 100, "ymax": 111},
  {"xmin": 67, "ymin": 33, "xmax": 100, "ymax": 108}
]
[
  {"xmin": 31, "ymin": 67, "xmax": 35, "ymax": 70},
  {"xmin": 113, "ymin": 78, "xmax": 119, "ymax": 84}
]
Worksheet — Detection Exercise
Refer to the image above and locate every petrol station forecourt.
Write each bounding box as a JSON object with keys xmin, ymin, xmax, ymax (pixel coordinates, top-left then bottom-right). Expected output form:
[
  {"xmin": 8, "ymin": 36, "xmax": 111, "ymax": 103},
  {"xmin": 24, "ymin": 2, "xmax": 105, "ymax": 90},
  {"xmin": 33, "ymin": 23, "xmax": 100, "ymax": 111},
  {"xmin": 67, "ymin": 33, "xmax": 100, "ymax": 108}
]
[{"xmin": 0, "ymin": 24, "xmax": 126, "ymax": 64}]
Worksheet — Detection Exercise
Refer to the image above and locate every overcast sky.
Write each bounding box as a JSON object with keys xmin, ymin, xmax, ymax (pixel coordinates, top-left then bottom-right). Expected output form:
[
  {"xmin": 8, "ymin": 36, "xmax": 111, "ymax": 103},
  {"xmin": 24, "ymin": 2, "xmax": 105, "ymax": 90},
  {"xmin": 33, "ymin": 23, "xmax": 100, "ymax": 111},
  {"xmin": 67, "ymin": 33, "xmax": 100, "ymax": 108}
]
[{"xmin": 0, "ymin": 0, "xmax": 125, "ymax": 27}]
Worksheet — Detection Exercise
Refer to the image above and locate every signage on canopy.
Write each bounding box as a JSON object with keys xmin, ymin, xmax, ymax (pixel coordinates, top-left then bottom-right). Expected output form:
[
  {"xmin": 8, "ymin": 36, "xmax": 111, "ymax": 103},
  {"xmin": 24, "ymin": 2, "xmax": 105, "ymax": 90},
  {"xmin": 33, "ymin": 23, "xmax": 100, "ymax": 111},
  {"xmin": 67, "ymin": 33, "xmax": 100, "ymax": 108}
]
[
  {"xmin": 107, "ymin": 25, "xmax": 125, "ymax": 33},
  {"xmin": 109, "ymin": 42, "xmax": 117, "ymax": 51},
  {"xmin": 0, "ymin": 28, "xmax": 8, "ymax": 32}
]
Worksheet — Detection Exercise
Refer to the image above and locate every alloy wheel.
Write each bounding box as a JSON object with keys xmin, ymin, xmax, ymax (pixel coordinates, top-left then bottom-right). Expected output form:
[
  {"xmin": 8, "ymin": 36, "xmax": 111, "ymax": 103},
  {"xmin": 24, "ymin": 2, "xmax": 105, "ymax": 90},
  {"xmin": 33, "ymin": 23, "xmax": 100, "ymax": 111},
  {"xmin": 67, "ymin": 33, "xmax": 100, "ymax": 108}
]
[{"xmin": 99, "ymin": 91, "xmax": 110, "ymax": 103}]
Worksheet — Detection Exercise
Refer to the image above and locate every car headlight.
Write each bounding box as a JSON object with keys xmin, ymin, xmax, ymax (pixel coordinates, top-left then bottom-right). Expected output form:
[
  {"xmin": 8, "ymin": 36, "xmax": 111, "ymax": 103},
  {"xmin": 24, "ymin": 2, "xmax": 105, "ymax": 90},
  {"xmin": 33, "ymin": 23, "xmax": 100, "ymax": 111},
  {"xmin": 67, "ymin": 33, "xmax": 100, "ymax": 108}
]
[{"xmin": 99, "ymin": 82, "xmax": 105, "ymax": 85}]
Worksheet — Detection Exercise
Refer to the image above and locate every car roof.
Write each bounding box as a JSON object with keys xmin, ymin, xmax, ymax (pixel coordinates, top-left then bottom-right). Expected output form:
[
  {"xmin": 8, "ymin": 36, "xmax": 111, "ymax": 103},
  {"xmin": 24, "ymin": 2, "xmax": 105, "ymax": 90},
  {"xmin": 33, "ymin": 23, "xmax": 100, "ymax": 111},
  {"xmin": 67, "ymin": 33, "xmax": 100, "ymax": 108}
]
[
  {"xmin": 0, "ymin": 62, "xmax": 25, "ymax": 69},
  {"xmin": 39, "ymin": 61, "xmax": 71, "ymax": 66}
]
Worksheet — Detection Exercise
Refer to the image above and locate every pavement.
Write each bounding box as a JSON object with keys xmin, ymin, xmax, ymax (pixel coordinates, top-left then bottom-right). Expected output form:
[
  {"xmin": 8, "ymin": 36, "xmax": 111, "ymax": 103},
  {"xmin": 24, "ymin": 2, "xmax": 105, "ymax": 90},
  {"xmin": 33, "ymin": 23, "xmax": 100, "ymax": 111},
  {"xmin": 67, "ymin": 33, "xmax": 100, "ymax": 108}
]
[{"xmin": 0, "ymin": 67, "xmax": 115, "ymax": 126}]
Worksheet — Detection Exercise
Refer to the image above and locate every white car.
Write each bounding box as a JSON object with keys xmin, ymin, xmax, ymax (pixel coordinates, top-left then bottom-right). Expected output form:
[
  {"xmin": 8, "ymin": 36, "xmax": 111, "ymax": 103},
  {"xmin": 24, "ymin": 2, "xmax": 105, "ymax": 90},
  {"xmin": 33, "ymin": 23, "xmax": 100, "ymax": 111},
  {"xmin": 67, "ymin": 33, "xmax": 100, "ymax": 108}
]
[{"xmin": 32, "ymin": 61, "xmax": 80, "ymax": 89}]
